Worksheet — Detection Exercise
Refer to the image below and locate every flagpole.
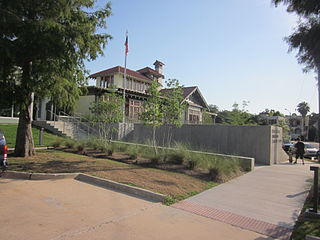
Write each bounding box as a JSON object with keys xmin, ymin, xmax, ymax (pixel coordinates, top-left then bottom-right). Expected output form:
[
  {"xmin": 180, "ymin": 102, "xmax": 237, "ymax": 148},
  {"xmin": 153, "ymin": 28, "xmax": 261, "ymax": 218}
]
[
  {"xmin": 123, "ymin": 54, "xmax": 127, "ymax": 123},
  {"xmin": 123, "ymin": 31, "xmax": 128, "ymax": 123}
]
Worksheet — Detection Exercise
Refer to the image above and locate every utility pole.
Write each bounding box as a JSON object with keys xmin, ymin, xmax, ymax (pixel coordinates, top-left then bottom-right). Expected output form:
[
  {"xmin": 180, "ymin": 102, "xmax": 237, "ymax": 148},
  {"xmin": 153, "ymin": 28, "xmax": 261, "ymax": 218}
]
[{"xmin": 318, "ymin": 64, "xmax": 320, "ymax": 161}]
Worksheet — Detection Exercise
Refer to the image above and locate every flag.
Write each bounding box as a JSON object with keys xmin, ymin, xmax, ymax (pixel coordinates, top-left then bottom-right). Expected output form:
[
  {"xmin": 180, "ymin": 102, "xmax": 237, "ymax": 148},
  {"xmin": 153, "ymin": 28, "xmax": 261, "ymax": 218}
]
[{"xmin": 124, "ymin": 31, "xmax": 129, "ymax": 56}]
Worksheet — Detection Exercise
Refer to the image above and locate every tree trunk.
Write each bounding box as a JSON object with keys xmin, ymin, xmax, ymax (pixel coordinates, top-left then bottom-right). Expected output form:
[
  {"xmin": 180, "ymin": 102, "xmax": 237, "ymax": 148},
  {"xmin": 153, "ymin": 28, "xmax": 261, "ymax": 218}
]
[
  {"xmin": 14, "ymin": 93, "xmax": 35, "ymax": 157},
  {"xmin": 14, "ymin": 61, "xmax": 35, "ymax": 157},
  {"xmin": 152, "ymin": 125, "xmax": 157, "ymax": 155}
]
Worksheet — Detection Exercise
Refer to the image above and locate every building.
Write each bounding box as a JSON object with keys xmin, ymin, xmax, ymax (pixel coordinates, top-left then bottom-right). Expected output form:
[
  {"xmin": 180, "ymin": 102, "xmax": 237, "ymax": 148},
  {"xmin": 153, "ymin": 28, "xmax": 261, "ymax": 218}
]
[
  {"xmin": 160, "ymin": 86, "xmax": 209, "ymax": 124},
  {"xmin": 285, "ymin": 114, "xmax": 309, "ymax": 140},
  {"xmin": 75, "ymin": 60, "xmax": 209, "ymax": 123}
]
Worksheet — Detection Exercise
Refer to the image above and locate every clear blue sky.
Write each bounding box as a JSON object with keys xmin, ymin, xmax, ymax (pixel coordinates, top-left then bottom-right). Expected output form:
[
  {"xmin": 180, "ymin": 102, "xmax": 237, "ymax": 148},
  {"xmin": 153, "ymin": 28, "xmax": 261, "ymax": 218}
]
[{"xmin": 85, "ymin": 0, "xmax": 318, "ymax": 115}]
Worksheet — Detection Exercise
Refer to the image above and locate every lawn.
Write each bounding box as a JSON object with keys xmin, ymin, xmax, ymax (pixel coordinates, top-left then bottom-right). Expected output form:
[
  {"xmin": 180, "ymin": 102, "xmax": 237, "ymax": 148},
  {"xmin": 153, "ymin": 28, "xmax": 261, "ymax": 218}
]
[
  {"xmin": 0, "ymin": 124, "xmax": 65, "ymax": 148},
  {"xmin": 8, "ymin": 149, "xmax": 217, "ymax": 200},
  {"xmin": 291, "ymin": 193, "xmax": 320, "ymax": 239}
]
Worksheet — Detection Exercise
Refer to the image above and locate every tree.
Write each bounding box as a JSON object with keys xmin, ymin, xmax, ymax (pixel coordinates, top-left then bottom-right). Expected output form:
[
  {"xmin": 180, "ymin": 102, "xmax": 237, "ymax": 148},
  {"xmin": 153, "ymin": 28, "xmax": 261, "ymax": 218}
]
[
  {"xmin": 297, "ymin": 101, "xmax": 310, "ymax": 117},
  {"xmin": 272, "ymin": 0, "xmax": 320, "ymax": 142},
  {"xmin": 217, "ymin": 102, "xmax": 254, "ymax": 126},
  {"xmin": 208, "ymin": 104, "xmax": 219, "ymax": 114},
  {"xmin": 89, "ymin": 90, "xmax": 123, "ymax": 143},
  {"xmin": 308, "ymin": 112, "xmax": 319, "ymax": 141},
  {"xmin": 259, "ymin": 109, "xmax": 283, "ymax": 117},
  {"xmin": 161, "ymin": 79, "xmax": 185, "ymax": 146},
  {"xmin": 0, "ymin": 0, "xmax": 112, "ymax": 156},
  {"xmin": 273, "ymin": 0, "xmax": 320, "ymax": 18},
  {"xmin": 297, "ymin": 101, "xmax": 310, "ymax": 138},
  {"xmin": 140, "ymin": 81, "xmax": 163, "ymax": 153}
]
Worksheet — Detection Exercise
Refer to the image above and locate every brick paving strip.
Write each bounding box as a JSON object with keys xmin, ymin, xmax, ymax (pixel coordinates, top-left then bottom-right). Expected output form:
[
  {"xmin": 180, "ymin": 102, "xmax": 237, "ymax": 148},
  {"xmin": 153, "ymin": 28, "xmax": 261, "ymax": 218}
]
[{"xmin": 172, "ymin": 200, "xmax": 292, "ymax": 240}]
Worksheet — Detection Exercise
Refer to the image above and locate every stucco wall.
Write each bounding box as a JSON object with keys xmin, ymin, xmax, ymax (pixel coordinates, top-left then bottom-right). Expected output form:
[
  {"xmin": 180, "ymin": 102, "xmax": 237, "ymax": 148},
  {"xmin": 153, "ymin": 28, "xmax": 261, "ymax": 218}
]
[
  {"xmin": 122, "ymin": 124, "xmax": 286, "ymax": 165},
  {"xmin": 114, "ymin": 73, "xmax": 123, "ymax": 88},
  {"xmin": 75, "ymin": 95, "xmax": 95, "ymax": 116}
]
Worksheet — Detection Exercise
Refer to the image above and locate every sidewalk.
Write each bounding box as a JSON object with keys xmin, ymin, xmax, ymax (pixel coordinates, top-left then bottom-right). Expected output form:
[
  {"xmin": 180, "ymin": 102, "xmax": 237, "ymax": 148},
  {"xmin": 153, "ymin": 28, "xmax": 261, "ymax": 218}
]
[
  {"xmin": 0, "ymin": 178, "xmax": 269, "ymax": 240},
  {"xmin": 173, "ymin": 162, "xmax": 315, "ymax": 240}
]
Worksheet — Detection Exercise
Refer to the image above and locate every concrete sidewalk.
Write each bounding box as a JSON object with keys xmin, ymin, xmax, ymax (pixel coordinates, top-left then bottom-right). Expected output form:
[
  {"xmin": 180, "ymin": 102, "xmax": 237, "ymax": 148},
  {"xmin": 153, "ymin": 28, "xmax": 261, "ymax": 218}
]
[
  {"xmin": 0, "ymin": 178, "xmax": 270, "ymax": 240},
  {"xmin": 173, "ymin": 162, "xmax": 315, "ymax": 240}
]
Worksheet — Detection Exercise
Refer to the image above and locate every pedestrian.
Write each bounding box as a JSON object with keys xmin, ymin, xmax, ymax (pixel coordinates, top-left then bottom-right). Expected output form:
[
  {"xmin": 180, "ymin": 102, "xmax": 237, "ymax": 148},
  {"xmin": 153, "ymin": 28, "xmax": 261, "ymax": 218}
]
[{"xmin": 294, "ymin": 138, "xmax": 305, "ymax": 165}]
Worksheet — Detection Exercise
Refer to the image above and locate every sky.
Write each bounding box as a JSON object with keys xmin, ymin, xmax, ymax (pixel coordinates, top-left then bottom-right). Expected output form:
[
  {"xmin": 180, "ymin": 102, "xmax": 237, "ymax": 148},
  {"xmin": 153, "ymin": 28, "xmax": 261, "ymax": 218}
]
[{"xmin": 85, "ymin": 0, "xmax": 318, "ymax": 115}]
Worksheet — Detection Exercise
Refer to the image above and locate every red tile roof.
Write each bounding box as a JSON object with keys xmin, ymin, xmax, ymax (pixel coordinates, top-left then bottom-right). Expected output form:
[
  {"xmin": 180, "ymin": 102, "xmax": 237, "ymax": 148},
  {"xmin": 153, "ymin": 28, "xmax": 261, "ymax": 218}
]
[
  {"xmin": 89, "ymin": 66, "xmax": 152, "ymax": 81},
  {"xmin": 137, "ymin": 67, "xmax": 164, "ymax": 78}
]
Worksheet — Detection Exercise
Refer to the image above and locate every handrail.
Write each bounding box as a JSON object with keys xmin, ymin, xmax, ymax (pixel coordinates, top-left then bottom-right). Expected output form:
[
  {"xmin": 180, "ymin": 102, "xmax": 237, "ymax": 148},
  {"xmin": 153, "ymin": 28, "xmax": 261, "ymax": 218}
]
[{"xmin": 54, "ymin": 110, "xmax": 99, "ymax": 138}]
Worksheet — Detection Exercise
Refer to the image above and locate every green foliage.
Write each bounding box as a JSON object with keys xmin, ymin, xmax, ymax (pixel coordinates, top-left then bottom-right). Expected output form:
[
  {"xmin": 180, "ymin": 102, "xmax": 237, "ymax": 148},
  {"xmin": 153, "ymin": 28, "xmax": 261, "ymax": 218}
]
[
  {"xmin": 167, "ymin": 143, "xmax": 190, "ymax": 164},
  {"xmin": 89, "ymin": 90, "xmax": 124, "ymax": 140},
  {"xmin": 297, "ymin": 102, "xmax": 310, "ymax": 117},
  {"xmin": 51, "ymin": 140, "xmax": 61, "ymax": 148},
  {"xmin": 272, "ymin": 0, "xmax": 320, "ymax": 18},
  {"xmin": 202, "ymin": 112, "xmax": 215, "ymax": 124},
  {"xmin": 141, "ymin": 81, "xmax": 164, "ymax": 152},
  {"xmin": 162, "ymin": 79, "xmax": 185, "ymax": 127},
  {"xmin": 141, "ymin": 81, "xmax": 164, "ymax": 128},
  {"xmin": 259, "ymin": 109, "xmax": 284, "ymax": 117},
  {"xmin": 163, "ymin": 191, "xmax": 200, "ymax": 205},
  {"xmin": 126, "ymin": 145, "xmax": 139, "ymax": 160},
  {"xmin": 272, "ymin": 0, "xmax": 320, "ymax": 72},
  {"xmin": 187, "ymin": 159, "xmax": 197, "ymax": 169},
  {"xmin": 64, "ymin": 139, "xmax": 76, "ymax": 149},
  {"xmin": 208, "ymin": 104, "xmax": 219, "ymax": 113},
  {"xmin": 76, "ymin": 140, "xmax": 87, "ymax": 152},
  {"xmin": 0, "ymin": 0, "xmax": 112, "ymax": 155},
  {"xmin": 0, "ymin": 124, "xmax": 65, "ymax": 148}
]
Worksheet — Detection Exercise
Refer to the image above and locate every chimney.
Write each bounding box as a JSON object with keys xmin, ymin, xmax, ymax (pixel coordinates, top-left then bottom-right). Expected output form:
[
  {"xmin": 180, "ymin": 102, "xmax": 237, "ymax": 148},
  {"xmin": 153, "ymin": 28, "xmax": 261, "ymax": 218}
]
[
  {"xmin": 154, "ymin": 60, "xmax": 164, "ymax": 75},
  {"xmin": 153, "ymin": 60, "xmax": 165, "ymax": 86}
]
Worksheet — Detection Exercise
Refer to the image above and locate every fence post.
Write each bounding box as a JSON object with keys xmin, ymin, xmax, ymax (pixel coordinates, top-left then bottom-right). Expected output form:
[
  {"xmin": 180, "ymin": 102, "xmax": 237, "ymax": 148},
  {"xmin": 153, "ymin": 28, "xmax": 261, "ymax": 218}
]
[
  {"xmin": 310, "ymin": 166, "xmax": 319, "ymax": 213},
  {"xmin": 39, "ymin": 128, "xmax": 44, "ymax": 145}
]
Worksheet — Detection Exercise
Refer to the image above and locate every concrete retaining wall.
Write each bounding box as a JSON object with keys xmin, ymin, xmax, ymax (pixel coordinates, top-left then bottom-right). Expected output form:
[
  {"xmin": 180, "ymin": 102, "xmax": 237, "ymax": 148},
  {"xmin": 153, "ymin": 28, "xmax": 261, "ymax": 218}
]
[
  {"xmin": 0, "ymin": 117, "xmax": 19, "ymax": 124},
  {"xmin": 122, "ymin": 124, "xmax": 286, "ymax": 165}
]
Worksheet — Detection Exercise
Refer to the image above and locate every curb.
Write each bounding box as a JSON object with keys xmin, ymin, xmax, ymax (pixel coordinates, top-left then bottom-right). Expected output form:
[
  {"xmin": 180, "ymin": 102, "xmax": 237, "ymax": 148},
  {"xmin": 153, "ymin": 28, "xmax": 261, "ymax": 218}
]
[
  {"xmin": 1, "ymin": 171, "xmax": 166, "ymax": 203},
  {"xmin": 8, "ymin": 146, "xmax": 54, "ymax": 151},
  {"xmin": 75, "ymin": 173, "xmax": 166, "ymax": 202},
  {"xmin": 0, "ymin": 171, "xmax": 77, "ymax": 180}
]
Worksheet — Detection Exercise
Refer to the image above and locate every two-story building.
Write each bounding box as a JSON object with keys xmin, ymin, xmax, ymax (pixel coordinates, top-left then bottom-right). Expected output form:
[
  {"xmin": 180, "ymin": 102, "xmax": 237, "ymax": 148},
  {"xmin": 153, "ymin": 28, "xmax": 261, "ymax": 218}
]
[{"xmin": 75, "ymin": 60, "xmax": 209, "ymax": 123}]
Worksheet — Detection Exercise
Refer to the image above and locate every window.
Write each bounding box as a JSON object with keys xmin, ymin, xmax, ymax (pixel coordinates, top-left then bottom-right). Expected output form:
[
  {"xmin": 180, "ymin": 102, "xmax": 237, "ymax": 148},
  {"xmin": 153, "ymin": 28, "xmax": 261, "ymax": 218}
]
[
  {"xmin": 129, "ymin": 99, "xmax": 143, "ymax": 120},
  {"xmin": 188, "ymin": 109, "xmax": 201, "ymax": 123}
]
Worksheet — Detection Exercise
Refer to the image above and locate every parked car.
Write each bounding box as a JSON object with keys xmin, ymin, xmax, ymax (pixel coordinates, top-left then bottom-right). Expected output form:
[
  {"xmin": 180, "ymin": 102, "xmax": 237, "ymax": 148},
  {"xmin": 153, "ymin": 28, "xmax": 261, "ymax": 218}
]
[
  {"xmin": 0, "ymin": 132, "xmax": 8, "ymax": 170},
  {"xmin": 303, "ymin": 142, "xmax": 319, "ymax": 158},
  {"xmin": 282, "ymin": 143, "xmax": 293, "ymax": 153}
]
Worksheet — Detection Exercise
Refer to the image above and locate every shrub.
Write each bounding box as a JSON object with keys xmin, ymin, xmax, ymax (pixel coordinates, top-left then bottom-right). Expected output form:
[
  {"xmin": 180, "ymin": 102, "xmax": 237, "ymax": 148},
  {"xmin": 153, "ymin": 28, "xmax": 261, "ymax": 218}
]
[
  {"xmin": 105, "ymin": 148, "xmax": 113, "ymax": 156},
  {"xmin": 209, "ymin": 167, "xmax": 223, "ymax": 182},
  {"xmin": 76, "ymin": 143, "xmax": 85, "ymax": 152},
  {"xmin": 116, "ymin": 142, "xmax": 128, "ymax": 152},
  {"xmin": 129, "ymin": 151, "xmax": 138, "ymax": 160},
  {"xmin": 151, "ymin": 154, "xmax": 161, "ymax": 164},
  {"xmin": 167, "ymin": 143, "xmax": 190, "ymax": 164},
  {"xmin": 187, "ymin": 159, "xmax": 197, "ymax": 169},
  {"xmin": 126, "ymin": 145, "xmax": 139, "ymax": 160},
  {"xmin": 51, "ymin": 140, "xmax": 61, "ymax": 148},
  {"xmin": 65, "ymin": 139, "xmax": 76, "ymax": 149}
]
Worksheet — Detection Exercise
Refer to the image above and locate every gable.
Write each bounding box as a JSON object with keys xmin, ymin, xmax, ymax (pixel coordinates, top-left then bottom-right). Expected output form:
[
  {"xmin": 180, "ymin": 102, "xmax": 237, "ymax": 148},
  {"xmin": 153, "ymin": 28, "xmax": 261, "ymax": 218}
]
[{"xmin": 184, "ymin": 88, "xmax": 208, "ymax": 110}]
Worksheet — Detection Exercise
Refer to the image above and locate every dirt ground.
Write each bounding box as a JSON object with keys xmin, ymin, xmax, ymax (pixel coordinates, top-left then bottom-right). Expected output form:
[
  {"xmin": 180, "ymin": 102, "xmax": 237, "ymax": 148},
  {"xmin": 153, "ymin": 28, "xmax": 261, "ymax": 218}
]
[{"xmin": 8, "ymin": 149, "xmax": 214, "ymax": 196}]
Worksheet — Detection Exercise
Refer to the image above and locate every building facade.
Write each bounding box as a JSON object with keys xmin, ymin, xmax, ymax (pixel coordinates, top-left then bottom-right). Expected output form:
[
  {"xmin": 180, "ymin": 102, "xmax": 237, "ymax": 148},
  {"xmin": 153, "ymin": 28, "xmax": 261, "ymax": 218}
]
[{"xmin": 75, "ymin": 60, "xmax": 209, "ymax": 123}]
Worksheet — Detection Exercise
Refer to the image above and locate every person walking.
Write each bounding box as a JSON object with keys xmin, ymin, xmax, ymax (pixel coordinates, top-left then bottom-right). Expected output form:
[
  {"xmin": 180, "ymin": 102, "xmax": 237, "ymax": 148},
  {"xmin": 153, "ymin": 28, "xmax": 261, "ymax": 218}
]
[{"xmin": 294, "ymin": 138, "xmax": 305, "ymax": 165}]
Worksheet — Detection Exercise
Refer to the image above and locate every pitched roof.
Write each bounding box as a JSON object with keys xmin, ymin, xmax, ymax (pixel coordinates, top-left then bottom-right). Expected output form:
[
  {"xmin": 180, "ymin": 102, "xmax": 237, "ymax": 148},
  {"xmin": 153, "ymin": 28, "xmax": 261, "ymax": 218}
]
[
  {"xmin": 160, "ymin": 86, "xmax": 208, "ymax": 109},
  {"xmin": 89, "ymin": 66, "xmax": 152, "ymax": 81},
  {"xmin": 160, "ymin": 86, "xmax": 197, "ymax": 99},
  {"xmin": 137, "ymin": 67, "xmax": 164, "ymax": 78}
]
